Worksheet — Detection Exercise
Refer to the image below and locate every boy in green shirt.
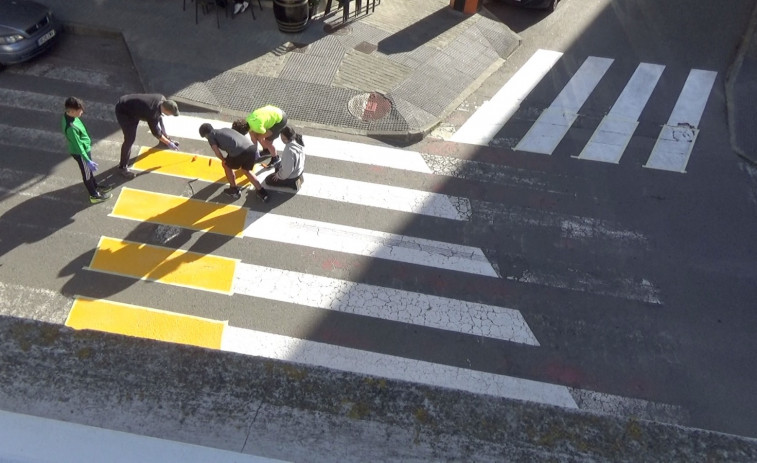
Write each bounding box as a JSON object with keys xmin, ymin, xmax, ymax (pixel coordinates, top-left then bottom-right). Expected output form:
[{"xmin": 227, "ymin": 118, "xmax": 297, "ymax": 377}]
[{"xmin": 61, "ymin": 97, "xmax": 112, "ymax": 204}]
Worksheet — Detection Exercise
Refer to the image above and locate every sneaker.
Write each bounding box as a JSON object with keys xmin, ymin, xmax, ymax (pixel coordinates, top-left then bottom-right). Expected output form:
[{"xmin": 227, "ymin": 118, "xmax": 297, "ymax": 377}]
[
  {"xmin": 96, "ymin": 185, "xmax": 113, "ymax": 194},
  {"xmin": 256, "ymin": 188, "xmax": 270, "ymax": 202},
  {"xmin": 241, "ymin": 1, "xmax": 249, "ymax": 12},
  {"xmin": 265, "ymin": 156, "xmax": 281, "ymax": 169},
  {"xmin": 119, "ymin": 167, "xmax": 136, "ymax": 179},
  {"xmin": 89, "ymin": 192, "xmax": 112, "ymax": 204},
  {"xmin": 294, "ymin": 174, "xmax": 304, "ymax": 191},
  {"xmin": 224, "ymin": 186, "xmax": 242, "ymax": 199},
  {"xmin": 233, "ymin": 2, "xmax": 243, "ymax": 14}
]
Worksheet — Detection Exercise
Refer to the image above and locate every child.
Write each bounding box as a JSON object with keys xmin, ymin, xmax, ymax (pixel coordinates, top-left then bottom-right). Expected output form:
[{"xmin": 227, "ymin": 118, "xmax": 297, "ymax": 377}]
[
  {"xmin": 266, "ymin": 125, "xmax": 305, "ymax": 191},
  {"xmin": 61, "ymin": 97, "xmax": 112, "ymax": 203}
]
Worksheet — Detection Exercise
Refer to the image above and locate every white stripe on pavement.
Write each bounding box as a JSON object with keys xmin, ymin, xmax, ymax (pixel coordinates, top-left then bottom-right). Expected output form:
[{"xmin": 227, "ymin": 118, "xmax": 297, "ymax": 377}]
[
  {"xmin": 577, "ymin": 63, "xmax": 665, "ymax": 163},
  {"xmin": 222, "ymin": 326, "xmax": 570, "ymax": 407},
  {"xmin": 257, "ymin": 170, "xmax": 470, "ymax": 221},
  {"xmin": 0, "ymin": 410, "xmax": 285, "ymax": 463},
  {"xmin": 162, "ymin": 114, "xmax": 433, "ymax": 173},
  {"xmin": 233, "ymin": 263, "xmax": 539, "ymax": 345},
  {"xmin": 644, "ymin": 69, "xmax": 717, "ymax": 173},
  {"xmin": 243, "ymin": 211, "xmax": 498, "ymax": 277},
  {"xmin": 515, "ymin": 56, "xmax": 614, "ymax": 155},
  {"xmin": 450, "ymin": 49, "xmax": 563, "ymax": 146}
]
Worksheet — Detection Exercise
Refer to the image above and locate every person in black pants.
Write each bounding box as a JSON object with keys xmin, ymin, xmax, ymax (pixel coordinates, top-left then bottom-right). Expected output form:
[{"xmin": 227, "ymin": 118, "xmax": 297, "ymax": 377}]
[{"xmin": 114, "ymin": 93, "xmax": 180, "ymax": 178}]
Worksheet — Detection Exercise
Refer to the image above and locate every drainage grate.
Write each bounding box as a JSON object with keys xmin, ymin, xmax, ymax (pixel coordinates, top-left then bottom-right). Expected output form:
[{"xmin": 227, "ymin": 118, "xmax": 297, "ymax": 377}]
[{"xmin": 347, "ymin": 92, "xmax": 392, "ymax": 121}]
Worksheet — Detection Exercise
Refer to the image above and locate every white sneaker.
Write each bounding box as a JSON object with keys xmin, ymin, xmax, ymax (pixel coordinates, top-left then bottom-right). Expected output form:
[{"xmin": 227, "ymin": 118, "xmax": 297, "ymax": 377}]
[
  {"xmin": 233, "ymin": 2, "xmax": 243, "ymax": 14},
  {"xmin": 241, "ymin": 1, "xmax": 249, "ymax": 12}
]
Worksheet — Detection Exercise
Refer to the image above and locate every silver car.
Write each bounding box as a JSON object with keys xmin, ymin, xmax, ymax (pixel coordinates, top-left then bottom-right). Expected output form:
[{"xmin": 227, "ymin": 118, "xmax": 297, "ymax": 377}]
[{"xmin": 0, "ymin": 0, "xmax": 63, "ymax": 65}]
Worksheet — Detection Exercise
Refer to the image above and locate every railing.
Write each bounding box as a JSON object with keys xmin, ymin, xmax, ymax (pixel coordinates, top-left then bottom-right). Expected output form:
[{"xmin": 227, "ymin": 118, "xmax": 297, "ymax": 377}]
[{"xmin": 323, "ymin": 0, "xmax": 380, "ymax": 26}]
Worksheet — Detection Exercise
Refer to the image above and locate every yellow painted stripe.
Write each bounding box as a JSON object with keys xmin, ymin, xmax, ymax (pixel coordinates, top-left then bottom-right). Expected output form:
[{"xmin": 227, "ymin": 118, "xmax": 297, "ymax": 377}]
[
  {"xmin": 133, "ymin": 148, "xmax": 265, "ymax": 185},
  {"xmin": 66, "ymin": 297, "xmax": 224, "ymax": 349},
  {"xmin": 111, "ymin": 188, "xmax": 246, "ymax": 237},
  {"xmin": 89, "ymin": 237, "xmax": 237, "ymax": 294}
]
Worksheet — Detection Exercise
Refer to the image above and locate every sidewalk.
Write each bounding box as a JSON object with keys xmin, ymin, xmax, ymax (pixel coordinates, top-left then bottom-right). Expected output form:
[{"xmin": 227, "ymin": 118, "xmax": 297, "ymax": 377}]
[{"xmin": 42, "ymin": 0, "xmax": 519, "ymax": 142}]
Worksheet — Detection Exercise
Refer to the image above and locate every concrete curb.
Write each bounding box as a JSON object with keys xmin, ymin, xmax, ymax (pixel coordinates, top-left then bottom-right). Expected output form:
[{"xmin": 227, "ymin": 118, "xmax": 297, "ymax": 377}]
[{"xmin": 2, "ymin": 317, "xmax": 757, "ymax": 462}]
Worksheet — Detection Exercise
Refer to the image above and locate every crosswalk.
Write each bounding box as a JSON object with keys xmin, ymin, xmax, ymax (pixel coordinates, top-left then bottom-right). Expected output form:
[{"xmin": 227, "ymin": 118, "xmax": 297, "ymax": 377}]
[
  {"xmin": 451, "ymin": 49, "xmax": 718, "ymax": 173},
  {"xmin": 0, "ymin": 44, "xmax": 691, "ymax": 428}
]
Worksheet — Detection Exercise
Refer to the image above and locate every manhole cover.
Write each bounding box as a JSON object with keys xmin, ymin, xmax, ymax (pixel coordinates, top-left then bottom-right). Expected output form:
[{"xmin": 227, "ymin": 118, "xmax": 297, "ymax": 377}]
[{"xmin": 348, "ymin": 92, "xmax": 392, "ymax": 121}]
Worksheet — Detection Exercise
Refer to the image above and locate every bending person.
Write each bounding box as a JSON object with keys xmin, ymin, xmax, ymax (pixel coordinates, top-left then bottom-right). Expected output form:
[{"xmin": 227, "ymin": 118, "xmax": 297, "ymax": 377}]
[
  {"xmin": 237, "ymin": 105, "xmax": 288, "ymax": 168},
  {"xmin": 115, "ymin": 93, "xmax": 180, "ymax": 178},
  {"xmin": 199, "ymin": 123, "xmax": 270, "ymax": 202},
  {"xmin": 266, "ymin": 126, "xmax": 305, "ymax": 191}
]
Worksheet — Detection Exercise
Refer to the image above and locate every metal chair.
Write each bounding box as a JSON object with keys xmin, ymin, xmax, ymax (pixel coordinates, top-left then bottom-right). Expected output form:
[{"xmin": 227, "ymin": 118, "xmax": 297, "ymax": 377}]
[{"xmin": 192, "ymin": 0, "xmax": 221, "ymax": 28}]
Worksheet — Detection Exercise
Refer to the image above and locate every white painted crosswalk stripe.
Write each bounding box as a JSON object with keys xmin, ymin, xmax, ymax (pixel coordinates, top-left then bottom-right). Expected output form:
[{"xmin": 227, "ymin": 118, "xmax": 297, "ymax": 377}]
[
  {"xmin": 450, "ymin": 49, "xmax": 563, "ymax": 146},
  {"xmin": 222, "ymin": 326, "xmax": 569, "ymax": 407},
  {"xmin": 233, "ymin": 263, "xmax": 539, "ymax": 345},
  {"xmin": 260, "ymin": 171, "xmax": 470, "ymax": 220},
  {"xmin": 516, "ymin": 56, "xmax": 614, "ymax": 155},
  {"xmin": 577, "ymin": 63, "xmax": 665, "ymax": 163},
  {"xmin": 162, "ymin": 115, "xmax": 433, "ymax": 173},
  {"xmin": 644, "ymin": 69, "xmax": 717, "ymax": 172},
  {"xmin": 242, "ymin": 211, "xmax": 498, "ymax": 277}
]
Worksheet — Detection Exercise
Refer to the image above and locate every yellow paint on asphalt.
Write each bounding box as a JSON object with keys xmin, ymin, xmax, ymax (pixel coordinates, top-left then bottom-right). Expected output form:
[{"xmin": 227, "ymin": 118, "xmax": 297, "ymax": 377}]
[
  {"xmin": 111, "ymin": 188, "xmax": 246, "ymax": 237},
  {"xmin": 133, "ymin": 148, "xmax": 265, "ymax": 185},
  {"xmin": 66, "ymin": 297, "xmax": 225, "ymax": 349},
  {"xmin": 89, "ymin": 237, "xmax": 237, "ymax": 294}
]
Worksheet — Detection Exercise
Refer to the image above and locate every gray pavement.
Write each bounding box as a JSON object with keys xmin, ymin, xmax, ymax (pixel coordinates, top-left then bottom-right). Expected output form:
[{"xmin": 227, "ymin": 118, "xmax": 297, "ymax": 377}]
[
  {"xmin": 727, "ymin": 1, "xmax": 757, "ymax": 165},
  {"xmin": 41, "ymin": 0, "xmax": 518, "ymax": 142}
]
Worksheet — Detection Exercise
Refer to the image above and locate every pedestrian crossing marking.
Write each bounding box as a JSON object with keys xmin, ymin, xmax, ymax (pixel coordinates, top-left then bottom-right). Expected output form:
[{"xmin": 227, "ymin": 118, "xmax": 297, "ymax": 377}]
[
  {"xmin": 162, "ymin": 114, "xmax": 434, "ymax": 173},
  {"xmin": 133, "ymin": 149, "xmax": 470, "ymax": 221},
  {"xmin": 233, "ymin": 263, "xmax": 538, "ymax": 344},
  {"xmin": 109, "ymin": 188, "xmax": 496, "ymax": 276},
  {"xmin": 451, "ymin": 49, "xmax": 563, "ymax": 146},
  {"xmin": 132, "ymin": 148, "xmax": 256, "ymax": 185},
  {"xmin": 644, "ymin": 69, "xmax": 717, "ymax": 173},
  {"xmin": 110, "ymin": 188, "xmax": 247, "ymax": 237},
  {"xmin": 516, "ymin": 56, "xmax": 614, "ymax": 155},
  {"xmin": 66, "ymin": 297, "xmax": 225, "ymax": 349},
  {"xmin": 61, "ymin": 298, "xmax": 566, "ymax": 408},
  {"xmin": 242, "ymin": 211, "xmax": 498, "ymax": 277},
  {"xmin": 87, "ymin": 237, "xmax": 237, "ymax": 294},
  {"xmin": 577, "ymin": 63, "xmax": 665, "ymax": 163}
]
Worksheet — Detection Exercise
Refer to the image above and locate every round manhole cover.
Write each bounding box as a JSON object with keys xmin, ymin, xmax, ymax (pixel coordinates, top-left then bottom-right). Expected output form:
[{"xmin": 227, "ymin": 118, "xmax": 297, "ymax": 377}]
[{"xmin": 348, "ymin": 92, "xmax": 392, "ymax": 122}]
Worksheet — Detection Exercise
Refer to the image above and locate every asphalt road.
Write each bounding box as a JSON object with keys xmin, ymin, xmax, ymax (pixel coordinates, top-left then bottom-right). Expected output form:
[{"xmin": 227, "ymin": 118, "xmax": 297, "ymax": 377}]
[{"xmin": 0, "ymin": 0, "xmax": 756, "ymax": 448}]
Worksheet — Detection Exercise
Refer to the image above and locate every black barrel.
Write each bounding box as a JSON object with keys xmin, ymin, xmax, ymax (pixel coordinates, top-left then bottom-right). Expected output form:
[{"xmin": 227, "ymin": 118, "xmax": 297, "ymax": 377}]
[{"xmin": 273, "ymin": 0, "xmax": 310, "ymax": 33}]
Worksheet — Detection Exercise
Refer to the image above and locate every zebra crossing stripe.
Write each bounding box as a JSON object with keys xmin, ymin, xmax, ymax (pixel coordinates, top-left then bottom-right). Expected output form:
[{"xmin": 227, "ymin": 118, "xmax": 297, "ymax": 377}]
[
  {"xmin": 222, "ymin": 326, "xmax": 570, "ymax": 406},
  {"xmin": 111, "ymin": 188, "xmax": 497, "ymax": 276},
  {"xmin": 450, "ymin": 49, "xmax": 563, "ymax": 146},
  {"xmin": 86, "ymin": 237, "xmax": 238, "ymax": 295},
  {"xmin": 162, "ymin": 114, "xmax": 433, "ymax": 173},
  {"xmin": 577, "ymin": 63, "xmax": 665, "ymax": 163},
  {"xmin": 66, "ymin": 297, "xmax": 226, "ymax": 349},
  {"xmin": 516, "ymin": 56, "xmax": 614, "ymax": 155},
  {"xmin": 62, "ymin": 297, "xmax": 566, "ymax": 407},
  {"xmin": 132, "ymin": 148, "xmax": 470, "ymax": 221},
  {"xmin": 233, "ymin": 263, "xmax": 538, "ymax": 345},
  {"xmin": 241, "ymin": 211, "xmax": 498, "ymax": 277},
  {"xmin": 83, "ymin": 237, "xmax": 536, "ymax": 344},
  {"xmin": 644, "ymin": 69, "xmax": 717, "ymax": 173},
  {"xmin": 110, "ymin": 188, "xmax": 248, "ymax": 236}
]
